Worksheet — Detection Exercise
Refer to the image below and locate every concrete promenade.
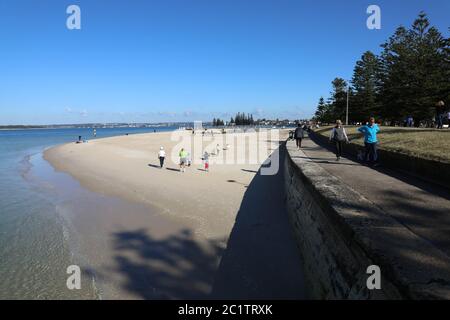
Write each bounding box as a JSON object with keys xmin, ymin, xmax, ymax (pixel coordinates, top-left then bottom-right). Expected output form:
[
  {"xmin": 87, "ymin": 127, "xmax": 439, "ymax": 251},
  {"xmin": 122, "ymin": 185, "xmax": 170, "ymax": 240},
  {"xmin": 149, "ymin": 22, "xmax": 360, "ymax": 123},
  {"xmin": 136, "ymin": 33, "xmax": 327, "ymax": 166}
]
[{"xmin": 301, "ymin": 134, "xmax": 450, "ymax": 258}]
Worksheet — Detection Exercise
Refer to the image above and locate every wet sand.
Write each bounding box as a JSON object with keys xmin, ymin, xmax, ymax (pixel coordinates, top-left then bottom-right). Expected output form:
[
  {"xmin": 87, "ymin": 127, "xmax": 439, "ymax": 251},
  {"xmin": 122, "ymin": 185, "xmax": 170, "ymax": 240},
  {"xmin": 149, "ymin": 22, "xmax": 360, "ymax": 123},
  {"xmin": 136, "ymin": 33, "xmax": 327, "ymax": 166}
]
[{"xmin": 44, "ymin": 130, "xmax": 305, "ymax": 299}]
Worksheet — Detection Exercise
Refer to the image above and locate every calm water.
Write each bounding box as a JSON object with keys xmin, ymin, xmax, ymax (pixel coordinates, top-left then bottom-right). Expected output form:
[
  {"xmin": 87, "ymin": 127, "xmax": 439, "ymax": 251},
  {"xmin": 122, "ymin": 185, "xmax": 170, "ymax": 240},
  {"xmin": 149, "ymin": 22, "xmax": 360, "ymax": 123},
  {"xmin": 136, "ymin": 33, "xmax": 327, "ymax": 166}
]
[{"xmin": 0, "ymin": 127, "xmax": 176, "ymax": 299}]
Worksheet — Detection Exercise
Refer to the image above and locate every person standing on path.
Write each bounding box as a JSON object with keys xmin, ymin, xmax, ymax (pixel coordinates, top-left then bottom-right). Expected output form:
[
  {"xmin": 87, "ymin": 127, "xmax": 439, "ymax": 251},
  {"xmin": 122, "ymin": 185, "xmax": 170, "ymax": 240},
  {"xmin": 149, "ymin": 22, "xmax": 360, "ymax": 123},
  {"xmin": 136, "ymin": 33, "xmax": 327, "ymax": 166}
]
[
  {"xmin": 294, "ymin": 123, "xmax": 305, "ymax": 149},
  {"xmin": 329, "ymin": 120, "xmax": 349, "ymax": 161},
  {"xmin": 158, "ymin": 147, "xmax": 166, "ymax": 168},
  {"xmin": 358, "ymin": 117, "xmax": 380, "ymax": 166}
]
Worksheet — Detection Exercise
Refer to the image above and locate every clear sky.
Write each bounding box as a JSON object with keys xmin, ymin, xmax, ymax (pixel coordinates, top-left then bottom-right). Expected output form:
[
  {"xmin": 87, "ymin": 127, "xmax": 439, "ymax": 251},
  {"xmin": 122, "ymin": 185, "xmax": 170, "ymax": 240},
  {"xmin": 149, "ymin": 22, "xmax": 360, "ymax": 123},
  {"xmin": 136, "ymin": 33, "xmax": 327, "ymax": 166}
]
[{"xmin": 0, "ymin": 0, "xmax": 449, "ymax": 125}]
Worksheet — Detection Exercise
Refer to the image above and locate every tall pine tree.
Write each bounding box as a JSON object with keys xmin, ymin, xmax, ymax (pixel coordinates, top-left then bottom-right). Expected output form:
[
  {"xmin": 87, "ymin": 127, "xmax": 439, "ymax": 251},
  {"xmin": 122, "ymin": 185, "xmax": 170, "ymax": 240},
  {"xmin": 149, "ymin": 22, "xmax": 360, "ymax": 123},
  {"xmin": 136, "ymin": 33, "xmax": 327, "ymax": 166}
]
[
  {"xmin": 379, "ymin": 12, "xmax": 450, "ymax": 122},
  {"xmin": 329, "ymin": 78, "xmax": 348, "ymax": 122},
  {"xmin": 351, "ymin": 51, "xmax": 383, "ymax": 122}
]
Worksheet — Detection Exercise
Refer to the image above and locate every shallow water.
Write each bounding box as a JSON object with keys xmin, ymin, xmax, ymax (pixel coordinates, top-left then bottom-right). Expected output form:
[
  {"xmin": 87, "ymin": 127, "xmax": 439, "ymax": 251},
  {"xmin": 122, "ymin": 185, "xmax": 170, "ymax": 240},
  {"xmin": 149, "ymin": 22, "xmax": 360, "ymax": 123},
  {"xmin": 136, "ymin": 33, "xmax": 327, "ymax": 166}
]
[{"xmin": 0, "ymin": 127, "xmax": 176, "ymax": 299}]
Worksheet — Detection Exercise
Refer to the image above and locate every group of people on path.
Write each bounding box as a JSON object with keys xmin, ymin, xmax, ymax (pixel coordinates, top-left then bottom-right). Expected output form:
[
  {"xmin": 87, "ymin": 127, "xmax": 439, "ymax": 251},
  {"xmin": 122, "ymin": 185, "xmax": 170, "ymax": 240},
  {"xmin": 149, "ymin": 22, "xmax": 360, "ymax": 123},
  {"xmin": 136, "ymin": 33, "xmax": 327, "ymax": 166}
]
[
  {"xmin": 327, "ymin": 117, "xmax": 380, "ymax": 166},
  {"xmin": 294, "ymin": 117, "xmax": 381, "ymax": 166}
]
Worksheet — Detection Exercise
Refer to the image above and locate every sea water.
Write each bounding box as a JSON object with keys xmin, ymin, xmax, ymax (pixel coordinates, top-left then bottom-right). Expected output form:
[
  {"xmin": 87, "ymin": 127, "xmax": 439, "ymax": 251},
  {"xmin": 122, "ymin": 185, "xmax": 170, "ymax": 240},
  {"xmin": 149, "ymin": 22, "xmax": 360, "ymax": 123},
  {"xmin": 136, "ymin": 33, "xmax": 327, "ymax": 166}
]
[{"xmin": 0, "ymin": 127, "xmax": 176, "ymax": 299}]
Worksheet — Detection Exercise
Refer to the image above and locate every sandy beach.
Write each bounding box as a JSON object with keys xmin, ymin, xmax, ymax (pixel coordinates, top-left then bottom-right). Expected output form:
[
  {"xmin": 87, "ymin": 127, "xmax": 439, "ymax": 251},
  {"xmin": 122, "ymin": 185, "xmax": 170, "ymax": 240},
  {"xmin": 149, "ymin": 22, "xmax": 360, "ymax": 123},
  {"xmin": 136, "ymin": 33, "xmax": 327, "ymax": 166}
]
[{"xmin": 44, "ymin": 129, "xmax": 305, "ymax": 299}]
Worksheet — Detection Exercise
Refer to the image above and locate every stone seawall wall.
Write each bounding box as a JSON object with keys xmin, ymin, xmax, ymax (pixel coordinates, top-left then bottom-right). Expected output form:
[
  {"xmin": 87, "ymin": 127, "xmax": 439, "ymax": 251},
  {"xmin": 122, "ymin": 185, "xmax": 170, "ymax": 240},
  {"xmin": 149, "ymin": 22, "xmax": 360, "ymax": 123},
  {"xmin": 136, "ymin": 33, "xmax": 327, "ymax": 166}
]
[{"xmin": 283, "ymin": 140, "xmax": 450, "ymax": 299}]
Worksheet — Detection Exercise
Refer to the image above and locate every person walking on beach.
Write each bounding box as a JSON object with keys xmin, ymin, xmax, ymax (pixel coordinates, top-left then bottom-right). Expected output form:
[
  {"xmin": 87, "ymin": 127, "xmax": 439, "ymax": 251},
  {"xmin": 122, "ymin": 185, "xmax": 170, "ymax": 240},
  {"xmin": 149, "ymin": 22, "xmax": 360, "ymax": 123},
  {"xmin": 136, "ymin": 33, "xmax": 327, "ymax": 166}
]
[
  {"xmin": 158, "ymin": 146, "xmax": 166, "ymax": 168},
  {"xmin": 294, "ymin": 123, "xmax": 305, "ymax": 149},
  {"xmin": 358, "ymin": 117, "xmax": 380, "ymax": 166},
  {"xmin": 329, "ymin": 120, "xmax": 349, "ymax": 161},
  {"xmin": 179, "ymin": 148, "xmax": 188, "ymax": 172},
  {"xmin": 203, "ymin": 151, "xmax": 210, "ymax": 172}
]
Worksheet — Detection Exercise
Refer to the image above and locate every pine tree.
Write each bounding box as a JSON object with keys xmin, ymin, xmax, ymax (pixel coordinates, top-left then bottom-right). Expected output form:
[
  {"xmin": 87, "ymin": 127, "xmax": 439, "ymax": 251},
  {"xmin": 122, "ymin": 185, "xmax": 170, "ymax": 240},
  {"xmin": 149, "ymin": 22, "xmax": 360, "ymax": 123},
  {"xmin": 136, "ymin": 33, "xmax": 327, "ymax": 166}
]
[
  {"xmin": 329, "ymin": 78, "xmax": 348, "ymax": 121},
  {"xmin": 314, "ymin": 97, "xmax": 327, "ymax": 121},
  {"xmin": 379, "ymin": 12, "xmax": 450, "ymax": 122},
  {"xmin": 351, "ymin": 51, "xmax": 383, "ymax": 122}
]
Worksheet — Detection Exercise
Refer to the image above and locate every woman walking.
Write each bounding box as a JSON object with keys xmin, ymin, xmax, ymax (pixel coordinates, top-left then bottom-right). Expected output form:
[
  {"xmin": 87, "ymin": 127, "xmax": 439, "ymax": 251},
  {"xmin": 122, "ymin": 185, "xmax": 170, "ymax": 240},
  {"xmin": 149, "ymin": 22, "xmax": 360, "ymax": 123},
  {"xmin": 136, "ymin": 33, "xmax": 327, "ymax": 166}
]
[
  {"xmin": 329, "ymin": 120, "xmax": 349, "ymax": 161},
  {"xmin": 358, "ymin": 117, "xmax": 380, "ymax": 166}
]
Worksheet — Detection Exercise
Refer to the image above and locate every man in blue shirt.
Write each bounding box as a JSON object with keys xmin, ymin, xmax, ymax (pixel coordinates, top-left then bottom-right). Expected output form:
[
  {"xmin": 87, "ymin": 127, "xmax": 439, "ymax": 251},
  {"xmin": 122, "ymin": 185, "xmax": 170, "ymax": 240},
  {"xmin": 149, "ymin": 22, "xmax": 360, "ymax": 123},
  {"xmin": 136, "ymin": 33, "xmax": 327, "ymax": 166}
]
[{"xmin": 358, "ymin": 117, "xmax": 380, "ymax": 166}]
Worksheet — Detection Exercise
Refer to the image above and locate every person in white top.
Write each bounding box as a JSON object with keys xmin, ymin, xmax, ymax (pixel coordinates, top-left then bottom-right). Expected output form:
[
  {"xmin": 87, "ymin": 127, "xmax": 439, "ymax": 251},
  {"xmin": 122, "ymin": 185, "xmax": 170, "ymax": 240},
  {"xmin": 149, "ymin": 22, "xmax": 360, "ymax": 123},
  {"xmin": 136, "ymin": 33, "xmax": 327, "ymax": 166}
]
[{"xmin": 158, "ymin": 147, "xmax": 166, "ymax": 168}]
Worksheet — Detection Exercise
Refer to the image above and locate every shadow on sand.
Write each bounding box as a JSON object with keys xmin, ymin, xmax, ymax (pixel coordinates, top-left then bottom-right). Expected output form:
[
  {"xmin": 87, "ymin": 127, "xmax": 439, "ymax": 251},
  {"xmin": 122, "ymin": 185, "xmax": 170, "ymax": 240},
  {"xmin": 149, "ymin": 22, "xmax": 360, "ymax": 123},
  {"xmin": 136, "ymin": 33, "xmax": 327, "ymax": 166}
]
[
  {"xmin": 112, "ymin": 228, "xmax": 224, "ymax": 299},
  {"xmin": 211, "ymin": 144, "xmax": 306, "ymax": 299}
]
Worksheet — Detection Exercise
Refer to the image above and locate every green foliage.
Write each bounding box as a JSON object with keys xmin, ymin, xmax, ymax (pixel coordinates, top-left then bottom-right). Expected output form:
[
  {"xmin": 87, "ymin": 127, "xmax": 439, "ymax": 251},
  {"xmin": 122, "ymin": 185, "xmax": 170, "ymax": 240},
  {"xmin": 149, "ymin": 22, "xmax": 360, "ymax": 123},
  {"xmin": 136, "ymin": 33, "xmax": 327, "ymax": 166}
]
[
  {"xmin": 328, "ymin": 78, "xmax": 349, "ymax": 122},
  {"xmin": 212, "ymin": 118, "xmax": 225, "ymax": 126},
  {"xmin": 351, "ymin": 51, "xmax": 383, "ymax": 122},
  {"xmin": 232, "ymin": 112, "xmax": 255, "ymax": 125},
  {"xmin": 213, "ymin": 113, "xmax": 255, "ymax": 126},
  {"xmin": 314, "ymin": 97, "xmax": 334, "ymax": 123}
]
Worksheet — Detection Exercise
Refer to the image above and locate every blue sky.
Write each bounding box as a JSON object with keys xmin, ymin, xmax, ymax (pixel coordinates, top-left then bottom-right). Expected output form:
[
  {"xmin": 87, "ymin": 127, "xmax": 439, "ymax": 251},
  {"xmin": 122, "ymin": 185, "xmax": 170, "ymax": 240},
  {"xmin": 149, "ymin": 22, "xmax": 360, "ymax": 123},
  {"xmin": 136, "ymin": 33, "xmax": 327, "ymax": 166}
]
[{"xmin": 0, "ymin": 0, "xmax": 449, "ymax": 125}]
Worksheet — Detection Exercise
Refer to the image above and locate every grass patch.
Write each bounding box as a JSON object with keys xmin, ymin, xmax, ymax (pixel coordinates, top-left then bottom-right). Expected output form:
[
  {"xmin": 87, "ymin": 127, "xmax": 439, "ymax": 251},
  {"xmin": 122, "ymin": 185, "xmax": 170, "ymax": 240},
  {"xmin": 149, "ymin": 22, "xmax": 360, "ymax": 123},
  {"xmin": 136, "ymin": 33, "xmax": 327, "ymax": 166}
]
[{"xmin": 315, "ymin": 126, "xmax": 450, "ymax": 163}]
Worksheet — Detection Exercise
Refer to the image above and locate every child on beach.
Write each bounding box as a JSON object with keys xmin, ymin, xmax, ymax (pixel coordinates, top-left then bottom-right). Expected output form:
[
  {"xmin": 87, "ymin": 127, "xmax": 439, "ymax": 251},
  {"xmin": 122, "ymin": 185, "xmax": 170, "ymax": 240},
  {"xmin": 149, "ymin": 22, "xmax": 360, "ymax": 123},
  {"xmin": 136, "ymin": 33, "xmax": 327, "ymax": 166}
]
[
  {"xmin": 203, "ymin": 151, "xmax": 210, "ymax": 172},
  {"xmin": 179, "ymin": 148, "xmax": 188, "ymax": 172}
]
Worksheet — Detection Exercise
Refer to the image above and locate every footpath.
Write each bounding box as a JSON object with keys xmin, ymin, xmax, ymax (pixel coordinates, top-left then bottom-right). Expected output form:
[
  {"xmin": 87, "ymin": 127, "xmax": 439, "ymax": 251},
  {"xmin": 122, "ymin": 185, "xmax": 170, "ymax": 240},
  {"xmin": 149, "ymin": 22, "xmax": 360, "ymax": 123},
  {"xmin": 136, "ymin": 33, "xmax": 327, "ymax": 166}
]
[{"xmin": 300, "ymin": 134, "xmax": 450, "ymax": 258}]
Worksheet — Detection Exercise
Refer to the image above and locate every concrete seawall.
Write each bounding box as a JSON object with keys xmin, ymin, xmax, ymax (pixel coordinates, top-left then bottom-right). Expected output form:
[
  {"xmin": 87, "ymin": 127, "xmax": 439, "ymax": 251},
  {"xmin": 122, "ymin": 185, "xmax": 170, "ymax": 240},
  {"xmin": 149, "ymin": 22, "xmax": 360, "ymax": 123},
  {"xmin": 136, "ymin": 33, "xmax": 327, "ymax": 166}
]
[{"xmin": 283, "ymin": 139, "xmax": 450, "ymax": 299}]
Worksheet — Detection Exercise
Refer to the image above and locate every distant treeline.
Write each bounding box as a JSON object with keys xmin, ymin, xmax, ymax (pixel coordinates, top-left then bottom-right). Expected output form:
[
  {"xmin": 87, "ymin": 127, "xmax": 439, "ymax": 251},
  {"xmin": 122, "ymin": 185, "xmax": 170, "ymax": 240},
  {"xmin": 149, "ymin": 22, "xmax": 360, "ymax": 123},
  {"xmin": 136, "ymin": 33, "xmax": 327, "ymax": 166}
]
[
  {"xmin": 0, "ymin": 125, "xmax": 46, "ymax": 129},
  {"xmin": 0, "ymin": 123, "xmax": 191, "ymax": 129},
  {"xmin": 213, "ymin": 112, "xmax": 255, "ymax": 126},
  {"xmin": 313, "ymin": 12, "xmax": 450, "ymax": 125}
]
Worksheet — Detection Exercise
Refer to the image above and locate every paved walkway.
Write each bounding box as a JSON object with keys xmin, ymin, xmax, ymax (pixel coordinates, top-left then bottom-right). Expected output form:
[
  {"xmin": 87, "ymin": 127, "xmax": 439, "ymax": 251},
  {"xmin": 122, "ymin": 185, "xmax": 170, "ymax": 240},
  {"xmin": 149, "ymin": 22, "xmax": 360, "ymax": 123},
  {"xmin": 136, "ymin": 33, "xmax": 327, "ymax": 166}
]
[{"xmin": 300, "ymin": 135, "xmax": 450, "ymax": 258}]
